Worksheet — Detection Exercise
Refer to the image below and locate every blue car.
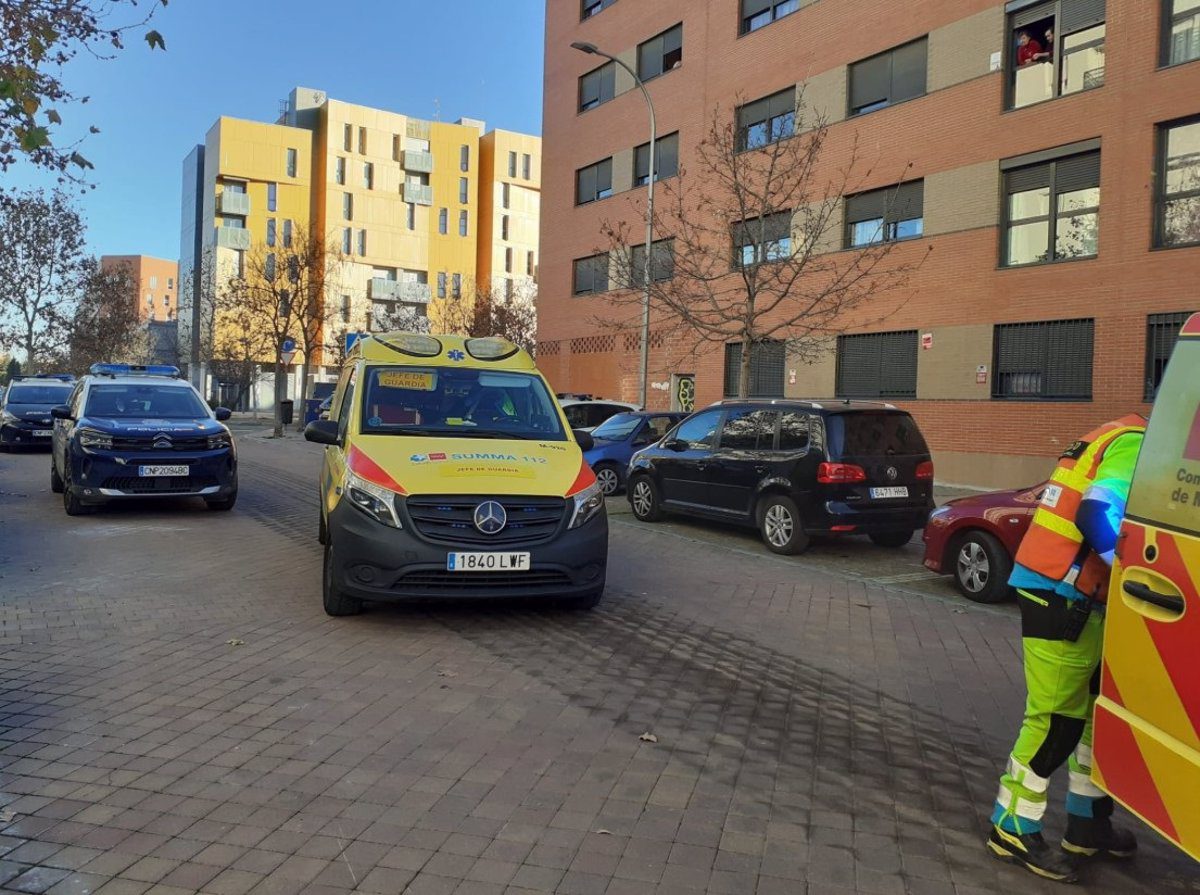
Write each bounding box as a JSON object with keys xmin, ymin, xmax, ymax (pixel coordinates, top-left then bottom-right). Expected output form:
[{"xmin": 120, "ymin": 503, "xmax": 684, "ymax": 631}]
[
  {"xmin": 50, "ymin": 364, "xmax": 238, "ymax": 516},
  {"xmin": 584, "ymin": 411, "xmax": 688, "ymax": 496}
]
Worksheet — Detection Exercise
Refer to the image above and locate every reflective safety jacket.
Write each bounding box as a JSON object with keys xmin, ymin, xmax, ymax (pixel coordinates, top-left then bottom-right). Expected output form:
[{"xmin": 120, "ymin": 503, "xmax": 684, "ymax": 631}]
[{"xmin": 1012, "ymin": 414, "xmax": 1147, "ymax": 602}]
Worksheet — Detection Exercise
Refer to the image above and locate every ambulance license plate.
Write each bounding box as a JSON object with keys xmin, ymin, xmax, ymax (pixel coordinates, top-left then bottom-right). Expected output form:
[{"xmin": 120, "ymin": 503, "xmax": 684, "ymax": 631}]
[
  {"xmin": 447, "ymin": 552, "xmax": 531, "ymax": 572},
  {"xmin": 139, "ymin": 465, "xmax": 188, "ymax": 477},
  {"xmin": 869, "ymin": 486, "xmax": 909, "ymax": 499}
]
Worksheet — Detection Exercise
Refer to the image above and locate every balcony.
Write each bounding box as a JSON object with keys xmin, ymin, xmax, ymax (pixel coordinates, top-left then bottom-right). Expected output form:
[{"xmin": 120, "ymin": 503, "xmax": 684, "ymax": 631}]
[
  {"xmin": 403, "ymin": 150, "xmax": 434, "ymax": 173},
  {"xmin": 370, "ymin": 278, "xmax": 431, "ymax": 305},
  {"xmin": 216, "ymin": 226, "xmax": 251, "ymax": 250},
  {"xmin": 402, "ymin": 183, "xmax": 433, "ymax": 206},
  {"xmin": 217, "ymin": 190, "xmax": 250, "ymax": 215}
]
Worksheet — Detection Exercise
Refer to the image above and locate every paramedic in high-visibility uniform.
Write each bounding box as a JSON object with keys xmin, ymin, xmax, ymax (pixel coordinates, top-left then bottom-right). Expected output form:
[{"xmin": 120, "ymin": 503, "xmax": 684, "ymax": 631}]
[{"xmin": 987, "ymin": 413, "xmax": 1146, "ymax": 883}]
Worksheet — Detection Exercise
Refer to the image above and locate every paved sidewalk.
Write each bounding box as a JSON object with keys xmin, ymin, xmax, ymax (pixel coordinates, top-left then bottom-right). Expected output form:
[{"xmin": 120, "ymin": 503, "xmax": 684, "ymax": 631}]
[{"xmin": 0, "ymin": 441, "xmax": 1195, "ymax": 894}]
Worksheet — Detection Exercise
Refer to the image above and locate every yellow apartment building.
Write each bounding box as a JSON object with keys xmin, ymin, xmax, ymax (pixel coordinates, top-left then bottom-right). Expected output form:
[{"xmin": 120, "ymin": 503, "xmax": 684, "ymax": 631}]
[
  {"xmin": 99, "ymin": 255, "xmax": 179, "ymax": 323},
  {"xmin": 478, "ymin": 130, "xmax": 541, "ymax": 305}
]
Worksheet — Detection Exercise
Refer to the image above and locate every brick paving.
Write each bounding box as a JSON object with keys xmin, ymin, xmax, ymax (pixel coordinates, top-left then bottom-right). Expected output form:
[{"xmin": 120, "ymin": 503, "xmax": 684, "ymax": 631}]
[{"xmin": 0, "ymin": 437, "xmax": 1197, "ymax": 894}]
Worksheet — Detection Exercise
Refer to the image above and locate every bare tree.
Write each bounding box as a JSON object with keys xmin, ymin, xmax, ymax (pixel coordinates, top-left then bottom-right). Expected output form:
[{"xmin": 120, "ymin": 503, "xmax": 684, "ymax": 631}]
[
  {"xmin": 430, "ymin": 279, "xmax": 537, "ymax": 355},
  {"xmin": 66, "ymin": 256, "xmax": 144, "ymax": 371},
  {"xmin": 602, "ymin": 95, "xmax": 930, "ymax": 398},
  {"xmin": 0, "ymin": 189, "xmax": 86, "ymax": 371}
]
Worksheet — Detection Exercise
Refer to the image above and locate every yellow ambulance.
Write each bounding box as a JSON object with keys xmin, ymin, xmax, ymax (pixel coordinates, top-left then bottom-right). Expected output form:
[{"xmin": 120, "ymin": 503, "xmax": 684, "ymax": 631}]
[
  {"xmin": 304, "ymin": 333, "xmax": 608, "ymax": 616},
  {"xmin": 1093, "ymin": 311, "xmax": 1200, "ymax": 862}
]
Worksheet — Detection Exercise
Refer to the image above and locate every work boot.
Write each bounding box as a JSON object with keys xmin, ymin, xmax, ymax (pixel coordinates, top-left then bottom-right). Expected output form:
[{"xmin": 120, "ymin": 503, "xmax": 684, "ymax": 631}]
[
  {"xmin": 1062, "ymin": 813, "xmax": 1138, "ymax": 859},
  {"xmin": 987, "ymin": 825, "xmax": 1080, "ymax": 883}
]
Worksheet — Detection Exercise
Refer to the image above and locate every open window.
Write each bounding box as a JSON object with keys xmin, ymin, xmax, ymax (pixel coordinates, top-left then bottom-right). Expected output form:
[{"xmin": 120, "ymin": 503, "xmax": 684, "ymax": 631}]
[{"xmin": 1008, "ymin": 0, "xmax": 1106, "ymax": 109}]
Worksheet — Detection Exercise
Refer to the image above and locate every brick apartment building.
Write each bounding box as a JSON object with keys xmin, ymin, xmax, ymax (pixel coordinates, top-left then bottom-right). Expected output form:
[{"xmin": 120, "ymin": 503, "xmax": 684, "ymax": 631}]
[{"xmin": 538, "ymin": 0, "xmax": 1200, "ymax": 487}]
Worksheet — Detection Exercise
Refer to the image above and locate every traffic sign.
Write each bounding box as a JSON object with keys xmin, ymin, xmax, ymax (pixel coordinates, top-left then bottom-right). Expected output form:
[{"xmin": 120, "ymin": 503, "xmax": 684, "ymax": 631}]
[
  {"xmin": 345, "ymin": 331, "xmax": 363, "ymax": 354},
  {"xmin": 281, "ymin": 338, "xmax": 296, "ymax": 353},
  {"xmin": 280, "ymin": 351, "xmax": 296, "ymax": 366}
]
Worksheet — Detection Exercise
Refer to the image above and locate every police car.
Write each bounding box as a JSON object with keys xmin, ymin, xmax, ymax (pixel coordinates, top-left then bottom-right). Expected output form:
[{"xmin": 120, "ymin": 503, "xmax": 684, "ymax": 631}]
[
  {"xmin": 50, "ymin": 364, "xmax": 238, "ymax": 516},
  {"xmin": 0, "ymin": 373, "xmax": 74, "ymax": 451}
]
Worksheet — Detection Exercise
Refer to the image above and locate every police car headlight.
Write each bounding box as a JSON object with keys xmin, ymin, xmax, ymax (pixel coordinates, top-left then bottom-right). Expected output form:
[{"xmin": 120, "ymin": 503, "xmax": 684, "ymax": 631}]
[
  {"xmin": 345, "ymin": 470, "xmax": 402, "ymax": 528},
  {"xmin": 0, "ymin": 410, "xmax": 17, "ymax": 424},
  {"xmin": 78, "ymin": 428, "xmax": 113, "ymax": 452},
  {"xmin": 207, "ymin": 431, "xmax": 232, "ymax": 450},
  {"xmin": 568, "ymin": 481, "xmax": 605, "ymax": 530}
]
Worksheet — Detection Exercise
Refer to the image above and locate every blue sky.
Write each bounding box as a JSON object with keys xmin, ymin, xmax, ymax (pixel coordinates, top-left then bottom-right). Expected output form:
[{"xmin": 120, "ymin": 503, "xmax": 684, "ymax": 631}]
[{"xmin": 6, "ymin": 0, "xmax": 546, "ymax": 261}]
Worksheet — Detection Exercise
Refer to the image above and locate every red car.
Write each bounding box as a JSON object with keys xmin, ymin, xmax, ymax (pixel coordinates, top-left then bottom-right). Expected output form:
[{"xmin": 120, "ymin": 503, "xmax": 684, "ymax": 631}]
[{"xmin": 921, "ymin": 483, "xmax": 1045, "ymax": 603}]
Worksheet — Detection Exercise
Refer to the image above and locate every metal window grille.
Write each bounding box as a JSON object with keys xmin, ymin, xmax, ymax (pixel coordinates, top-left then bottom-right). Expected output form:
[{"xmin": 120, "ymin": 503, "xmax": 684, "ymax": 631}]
[
  {"xmin": 835, "ymin": 331, "xmax": 918, "ymax": 398},
  {"xmin": 992, "ymin": 318, "xmax": 1094, "ymax": 400},
  {"xmin": 724, "ymin": 340, "xmax": 785, "ymax": 397},
  {"xmin": 1145, "ymin": 311, "xmax": 1194, "ymax": 399}
]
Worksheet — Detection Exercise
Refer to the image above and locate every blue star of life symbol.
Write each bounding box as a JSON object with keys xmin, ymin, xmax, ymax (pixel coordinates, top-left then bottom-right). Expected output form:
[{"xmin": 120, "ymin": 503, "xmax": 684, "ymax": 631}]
[{"xmin": 448, "ymin": 349, "xmax": 465, "ymax": 361}]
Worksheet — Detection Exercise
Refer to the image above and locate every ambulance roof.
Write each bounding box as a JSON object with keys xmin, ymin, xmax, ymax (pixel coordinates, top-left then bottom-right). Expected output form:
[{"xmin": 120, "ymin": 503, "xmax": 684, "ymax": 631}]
[{"xmin": 351, "ymin": 332, "xmax": 537, "ymax": 371}]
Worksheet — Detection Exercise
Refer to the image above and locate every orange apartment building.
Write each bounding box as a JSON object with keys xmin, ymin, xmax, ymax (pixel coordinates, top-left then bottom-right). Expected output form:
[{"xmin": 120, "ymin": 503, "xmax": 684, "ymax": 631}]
[
  {"xmin": 538, "ymin": 0, "xmax": 1200, "ymax": 487},
  {"xmin": 99, "ymin": 255, "xmax": 180, "ymax": 323}
]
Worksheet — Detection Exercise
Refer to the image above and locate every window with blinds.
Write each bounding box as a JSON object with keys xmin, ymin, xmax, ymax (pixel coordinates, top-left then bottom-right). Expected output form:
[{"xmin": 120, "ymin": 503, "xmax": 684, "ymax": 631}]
[
  {"xmin": 732, "ymin": 212, "xmax": 792, "ymax": 267},
  {"xmin": 1145, "ymin": 311, "xmax": 1194, "ymax": 399},
  {"xmin": 581, "ymin": 0, "xmax": 616, "ymax": 20},
  {"xmin": 629, "ymin": 239, "xmax": 675, "ymax": 288},
  {"xmin": 741, "ymin": 0, "xmax": 801, "ymax": 35},
  {"xmin": 576, "ymin": 157, "xmax": 613, "ymax": 205},
  {"xmin": 638, "ymin": 24, "xmax": 683, "ymax": 81},
  {"xmin": 849, "ymin": 38, "xmax": 928, "ymax": 116},
  {"xmin": 579, "ymin": 62, "xmax": 616, "ymax": 113},
  {"xmin": 1155, "ymin": 116, "xmax": 1200, "ymax": 248},
  {"xmin": 835, "ymin": 331, "xmax": 918, "ymax": 399},
  {"xmin": 724, "ymin": 341, "xmax": 785, "ymax": 398},
  {"xmin": 1165, "ymin": 0, "xmax": 1200, "ymax": 65},
  {"xmin": 573, "ymin": 254, "xmax": 610, "ymax": 296},
  {"xmin": 992, "ymin": 318, "xmax": 1094, "ymax": 400},
  {"xmin": 634, "ymin": 133, "xmax": 680, "ymax": 186},
  {"xmin": 1002, "ymin": 145, "xmax": 1100, "ymax": 265},
  {"xmin": 844, "ymin": 181, "xmax": 924, "ymax": 248},
  {"xmin": 737, "ymin": 89, "xmax": 796, "ymax": 151},
  {"xmin": 1007, "ymin": 0, "xmax": 1106, "ymax": 109}
]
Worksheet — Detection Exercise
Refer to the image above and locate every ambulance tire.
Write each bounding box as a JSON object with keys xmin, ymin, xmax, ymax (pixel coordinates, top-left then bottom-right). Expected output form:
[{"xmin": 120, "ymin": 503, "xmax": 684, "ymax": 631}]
[
  {"xmin": 323, "ymin": 541, "xmax": 364, "ymax": 617},
  {"xmin": 953, "ymin": 530, "xmax": 1012, "ymax": 604},
  {"xmin": 318, "ymin": 508, "xmax": 328, "ymax": 545},
  {"xmin": 563, "ymin": 585, "xmax": 604, "ymax": 611}
]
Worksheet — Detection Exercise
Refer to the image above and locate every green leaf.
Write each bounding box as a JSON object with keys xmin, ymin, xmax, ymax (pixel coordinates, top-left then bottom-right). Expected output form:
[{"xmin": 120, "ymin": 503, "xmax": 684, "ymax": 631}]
[
  {"xmin": 145, "ymin": 30, "xmax": 166, "ymax": 51},
  {"xmin": 70, "ymin": 152, "xmax": 94, "ymax": 170},
  {"xmin": 19, "ymin": 127, "xmax": 49, "ymax": 150}
]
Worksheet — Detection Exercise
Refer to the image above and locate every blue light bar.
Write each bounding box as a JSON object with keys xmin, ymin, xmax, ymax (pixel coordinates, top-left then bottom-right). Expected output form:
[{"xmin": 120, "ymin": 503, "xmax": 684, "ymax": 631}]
[{"xmin": 89, "ymin": 363, "xmax": 181, "ymax": 378}]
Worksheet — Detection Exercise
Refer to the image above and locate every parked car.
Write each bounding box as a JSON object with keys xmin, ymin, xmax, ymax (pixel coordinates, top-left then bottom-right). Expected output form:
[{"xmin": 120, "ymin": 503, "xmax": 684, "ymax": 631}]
[
  {"xmin": 0, "ymin": 374, "xmax": 76, "ymax": 451},
  {"xmin": 559, "ymin": 398, "xmax": 641, "ymax": 432},
  {"xmin": 585, "ymin": 411, "xmax": 688, "ymax": 495},
  {"xmin": 922, "ymin": 484, "xmax": 1043, "ymax": 603},
  {"xmin": 627, "ymin": 399, "xmax": 935, "ymax": 554}
]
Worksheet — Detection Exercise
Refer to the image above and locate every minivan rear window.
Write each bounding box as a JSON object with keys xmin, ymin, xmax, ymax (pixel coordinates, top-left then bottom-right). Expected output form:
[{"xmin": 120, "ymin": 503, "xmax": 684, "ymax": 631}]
[{"xmin": 828, "ymin": 411, "xmax": 928, "ymax": 457}]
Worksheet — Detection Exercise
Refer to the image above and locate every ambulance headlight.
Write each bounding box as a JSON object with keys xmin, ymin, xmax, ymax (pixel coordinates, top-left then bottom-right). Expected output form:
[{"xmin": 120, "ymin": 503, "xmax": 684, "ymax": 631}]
[
  {"xmin": 568, "ymin": 481, "xmax": 605, "ymax": 530},
  {"xmin": 345, "ymin": 470, "xmax": 402, "ymax": 528}
]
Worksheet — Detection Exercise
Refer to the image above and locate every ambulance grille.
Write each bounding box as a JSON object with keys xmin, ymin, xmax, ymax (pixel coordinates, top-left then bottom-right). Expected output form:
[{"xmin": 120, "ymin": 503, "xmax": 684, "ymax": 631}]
[{"xmin": 404, "ymin": 495, "xmax": 567, "ymax": 546}]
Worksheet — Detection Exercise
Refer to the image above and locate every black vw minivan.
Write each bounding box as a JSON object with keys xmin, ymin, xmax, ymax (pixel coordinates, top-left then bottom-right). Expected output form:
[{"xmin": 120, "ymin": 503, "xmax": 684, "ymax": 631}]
[{"xmin": 626, "ymin": 399, "xmax": 935, "ymax": 554}]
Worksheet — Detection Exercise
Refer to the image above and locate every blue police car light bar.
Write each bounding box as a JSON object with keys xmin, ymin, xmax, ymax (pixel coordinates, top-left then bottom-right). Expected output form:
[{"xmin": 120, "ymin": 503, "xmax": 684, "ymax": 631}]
[{"xmin": 89, "ymin": 363, "xmax": 181, "ymax": 378}]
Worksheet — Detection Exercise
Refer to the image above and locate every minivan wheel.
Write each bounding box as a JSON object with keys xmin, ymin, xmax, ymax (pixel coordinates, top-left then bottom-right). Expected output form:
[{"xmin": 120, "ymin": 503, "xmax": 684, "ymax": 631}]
[
  {"xmin": 758, "ymin": 495, "xmax": 809, "ymax": 555},
  {"xmin": 594, "ymin": 463, "xmax": 622, "ymax": 497},
  {"xmin": 953, "ymin": 531, "xmax": 1012, "ymax": 604},
  {"xmin": 630, "ymin": 475, "xmax": 665, "ymax": 522},
  {"xmin": 869, "ymin": 529, "xmax": 915, "ymax": 548},
  {"xmin": 322, "ymin": 541, "xmax": 364, "ymax": 617}
]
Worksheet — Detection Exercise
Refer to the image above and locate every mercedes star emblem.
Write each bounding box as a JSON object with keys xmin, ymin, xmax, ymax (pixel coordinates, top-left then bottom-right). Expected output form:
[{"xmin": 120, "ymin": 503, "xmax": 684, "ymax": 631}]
[{"xmin": 473, "ymin": 500, "xmax": 508, "ymax": 535}]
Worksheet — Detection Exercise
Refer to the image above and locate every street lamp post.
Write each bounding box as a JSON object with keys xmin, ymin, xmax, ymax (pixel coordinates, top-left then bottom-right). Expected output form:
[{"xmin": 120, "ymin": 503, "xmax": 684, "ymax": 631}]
[{"xmin": 571, "ymin": 41, "xmax": 655, "ymax": 410}]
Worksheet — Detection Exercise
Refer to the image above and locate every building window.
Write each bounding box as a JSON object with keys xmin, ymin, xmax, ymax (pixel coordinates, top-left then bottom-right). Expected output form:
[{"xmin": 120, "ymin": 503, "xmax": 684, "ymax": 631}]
[
  {"xmin": 1166, "ymin": 0, "xmax": 1200, "ymax": 65},
  {"xmin": 265, "ymin": 253, "xmax": 277, "ymax": 281},
  {"xmin": 363, "ymin": 162, "xmax": 374, "ymax": 189},
  {"xmin": 501, "ymin": 215, "xmax": 510, "ymax": 240},
  {"xmin": 1145, "ymin": 311, "xmax": 1193, "ymax": 398},
  {"xmin": 581, "ymin": 0, "xmax": 616, "ymax": 19},
  {"xmin": 267, "ymin": 182, "xmax": 277, "ymax": 212},
  {"xmin": 992, "ymin": 318, "xmax": 1094, "ymax": 400},
  {"xmin": 737, "ymin": 90, "xmax": 795, "ymax": 151},
  {"xmin": 1002, "ymin": 146, "xmax": 1100, "ymax": 266},
  {"xmin": 223, "ymin": 180, "xmax": 246, "ymax": 194},
  {"xmin": 502, "ymin": 182, "xmax": 511, "ymax": 209},
  {"xmin": 335, "ymin": 157, "xmax": 346, "ymax": 185},
  {"xmin": 844, "ymin": 181, "xmax": 925, "ymax": 247},
  {"xmin": 508, "ymin": 151, "xmax": 518, "ymax": 177},
  {"xmin": 358, "ymin": 127, "xmax": 367, "ymax": 154},
  {"xmin": 149, "ymin": 276, "xmax": 158, "ymax": 289},
  {"xmin": 266, "ymin": 218, "xmax": 277, "ymax": 247},
  {"xmin": 459, "ymin": 177, "xmax": 469, "ymax": 204},
  {"xmin": 1155, "ymin": 116, "xmax": 1200, "ymax": 248},
  {"xmin": 168, "ymin": 277, "xmax": 174, "ymax": 289},
  {"xmin": 523, "ymin": 153, "xmax": 532, "ymax": 180},
  {"xmin": 638, "ymin": 23, "xmax": 683, "ymax": 81},
  {"xmin": 527, "ymin": 250, "xmax": 535, "ymax": 276},
  {"xmin": 452, "ymin": 273, "xmax": 461, "ymax": 299},
  {"xmin": 733, "ymin": 212, "xmax": 792, "ymax": 267},
  {"xmin": 1009, "ymin": 1, "xmax": 1106, "ymax": 110},
  {"xmin": 236, "ymin": 251, "xmax": 245, "ymax": 278},
  {"xmin": 343, "ymin": 124, "xmax": 353, "ymax": 152},
  {"xmin": 460, "ymin": 145, "xmax": 470, "ymax": 172},
  {"xmin": 459, "ymin": 210, "xmax": 468, "ymax": 237},
  {"xmin": 283, "ymin": 219, "xmax": 293, "ymax": 248},
  {"xmin": 163, "ymin": 295, "xmax": 170, "ymax": 306},
  {"xmin": 741, "ymin": 0, "xmax": 800, "ymax": 34},
  {"xmin": 343, "ymin": 192, "xmax": 353, "ymax": 220},
  {"xmin": 438, "ymin": 208, "xmax": 448, "ymax": 235},
  {"xmin": 576, "ymin": 157, "xmax": 613, "ymax": 205},
  {"xmin": 221, "ymin": 215, "xmax": 246, "ymax": 228},
  {"xmin": 437, "ymin": 272, "xmax": 447, "ymax": 298},
  {"xmin": 286, "ymin": 148, "xmax": 297, "ymax": 178},
  {"xmin": 835, "ymin": 331, "xmax": 919, "ymax": 398},
  {"xmin": 579, "ymin": 61, "xmax": 616, "ymax": 112},
  {"xmin": 723, "ymin": 340, "xmax": 785, "ymax": 398},
  {"xmin": 635, "ymin": 132, "xmax": 679, "ymax": 185},
  {"xmin": 849, "ymin": 38, "xmax": 928, "ymax": 116},
  {"xmin": 629, "ymin": 239, "xmax": 675, "ymax": 287},
  {"xmin": 573, "ymin": 254, "xmax": 610, "ymax": 295},
  {"xmin": 392, "ymin": 134, "xmax": 401, "ymax": 162},
  {"xmin": 342, "ymin": 228, "xmax": 352, "ymax": 254},
  {"xmin": 505, "ymin": 278, "xmax": 515, "ymax": 302},
  {"xmin": 342, "ymin": 294, "xmax": 352, "ymax": 324},
  {"xmin": 357, "ymin": 230, "xmax": 367, "ymax": 255},
  {"xmin": 406, "ymin": 203, "xmax": 416, "ymax": 230},
  {"xmin": 505, "ymin": 247, "xmax": 513, "ymax": 273}
]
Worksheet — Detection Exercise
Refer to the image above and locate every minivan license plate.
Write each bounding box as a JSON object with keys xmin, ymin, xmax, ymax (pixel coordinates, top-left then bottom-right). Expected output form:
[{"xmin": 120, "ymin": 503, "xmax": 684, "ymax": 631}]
[
  {"xmin": 139, "ymin": 465, "xmax": 188, "ymax": 477},
  {"xmin": 447, "ymin": 552, "xmax": 531, "ymax": 572},
  {"xmin": 870, "ymin": 486, "xmax": 909, "ymax": 499}
]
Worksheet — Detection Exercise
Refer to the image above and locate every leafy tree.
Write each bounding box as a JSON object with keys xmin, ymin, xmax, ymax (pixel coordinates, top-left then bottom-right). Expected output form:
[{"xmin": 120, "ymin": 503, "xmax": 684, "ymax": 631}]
[
  {"xmin": 0, "ymin": 189, "xmax": 86, "ymax": 371},
  {"xmin": 3, "ymin": 355, "xmax": 20, "ymax": 384},
  {"xmin": 66, "ymin": 256, "xmax": 144, "ymax": 371},
  {"xmin": 1, "ymin": 0, "xmax": 166, "ymax": 180}
]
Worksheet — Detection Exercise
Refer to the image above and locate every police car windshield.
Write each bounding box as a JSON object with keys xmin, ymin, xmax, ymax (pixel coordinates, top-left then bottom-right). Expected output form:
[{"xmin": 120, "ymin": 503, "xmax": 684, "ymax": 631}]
[
  {"xmin": 6, "ymin": 384, "xmax": 72, "ymax": 404},
  {"xmin": 85, "ymin": 384, "xmax": 209, "ymax": 419},
  {"xmin": 360, "ymin": 366, "xmax": 566, "ymax": 441}
]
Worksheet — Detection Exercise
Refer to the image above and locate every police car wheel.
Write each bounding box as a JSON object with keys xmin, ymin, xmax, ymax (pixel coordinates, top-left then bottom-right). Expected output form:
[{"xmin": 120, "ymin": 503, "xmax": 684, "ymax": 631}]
[
  {"xmin": 953, "ymin": 531, "xmax": 1012, "ymax": 604},
  {"xmin": 206, "ymin": 489, "xmax": 237, "ymax": 511},
  {"xmin": 49, "ymin": 461, "xmax": 63, "ymax": 494},
  {"xmin": 322, "ymin": 541, "xmax": 363, "ymax": 617},
  {"xmin": 62, "ymin": 468, "xmax": 95, "ymax": 517}
]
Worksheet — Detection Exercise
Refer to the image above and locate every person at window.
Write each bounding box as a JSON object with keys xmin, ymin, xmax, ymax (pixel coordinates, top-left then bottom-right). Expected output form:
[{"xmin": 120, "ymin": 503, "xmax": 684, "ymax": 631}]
[
  {"xmin": 1016, "ymin": 30, "xmax": 1050, "ymax": 66},
  {"xmin": 1042, "ymin": 27, "xmax": 1055, "ymax": 61}
]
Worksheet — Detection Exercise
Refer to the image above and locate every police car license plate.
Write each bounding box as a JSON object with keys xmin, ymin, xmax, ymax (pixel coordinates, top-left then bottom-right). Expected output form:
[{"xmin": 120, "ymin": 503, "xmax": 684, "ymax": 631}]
[
  {"xmin": 139, "ymin": 465, "xmax": 188, "ymax": 477},
  {"xmin": 870, "ymin": 486, "xmax": 909, "ymax": 499},
  {"xmin": 33, "ymin": 430, "xmax": 52, "ymax": 437},
  {"xmin": 447, "ymin": 552, "xmax": 531, "ymax": 572}
]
